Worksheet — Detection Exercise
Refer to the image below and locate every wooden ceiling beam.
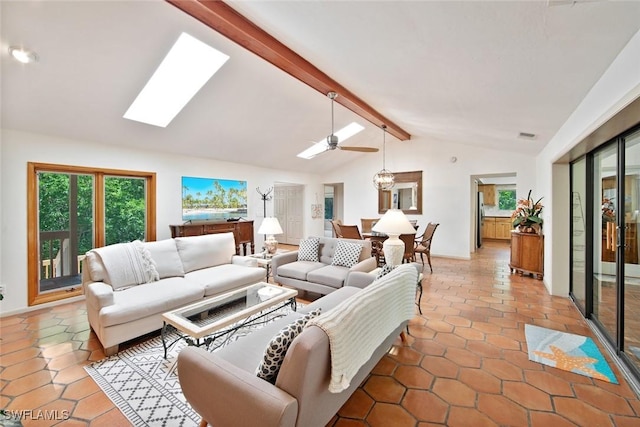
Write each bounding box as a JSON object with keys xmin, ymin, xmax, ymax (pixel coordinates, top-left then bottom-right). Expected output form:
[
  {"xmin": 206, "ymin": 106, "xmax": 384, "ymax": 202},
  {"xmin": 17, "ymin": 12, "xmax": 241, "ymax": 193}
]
[{"xmin": 166, "ymin": 0, "xmax": 411, "ymax": 141}]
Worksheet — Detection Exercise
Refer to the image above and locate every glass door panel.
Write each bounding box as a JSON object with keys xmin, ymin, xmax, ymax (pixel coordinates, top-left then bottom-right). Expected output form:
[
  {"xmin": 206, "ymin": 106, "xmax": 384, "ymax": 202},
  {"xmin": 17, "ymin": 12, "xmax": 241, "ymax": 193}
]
[
  {"xmin": 592, "ymin": 144, "xmax": 618, "ymax": 343},
  {"xmin": 38, "ymin": 172, "xmax": 94, "ymax": 293},
  {"xmin": 571, "ymin": 158, "xmax": 587, "ymax": 313},
  {"xmin": 104, "ymin": 176, "xmax": 147, "ymax": 245},
  {"xmin": 624, "ymin": 129, "xmax": 640, "ymax": 373}
]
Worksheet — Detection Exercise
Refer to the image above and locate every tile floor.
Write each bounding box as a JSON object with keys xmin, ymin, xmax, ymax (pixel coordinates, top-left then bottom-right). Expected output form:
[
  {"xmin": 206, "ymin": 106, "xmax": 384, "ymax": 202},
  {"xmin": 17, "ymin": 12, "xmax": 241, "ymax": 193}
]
[{"xmin": 2, "ymin": 241, "xmax": 640, "ymax": 426}]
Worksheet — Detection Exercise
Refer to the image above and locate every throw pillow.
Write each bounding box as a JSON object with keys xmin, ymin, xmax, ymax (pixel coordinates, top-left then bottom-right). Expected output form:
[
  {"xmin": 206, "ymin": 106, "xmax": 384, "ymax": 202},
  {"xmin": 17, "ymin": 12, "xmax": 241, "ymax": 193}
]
[
  {"xmin": 298, "ymin": 237, "xmax": 320, "ymax": 262},
  {"xmin": 376, "ymin": 264, "xmax": 396, "ymax": 279},
  {"xmin": 331, "ymin": 241, "xmax": 363, "ymax": 268},
  {"xmin": 256, "ymin": 308, "xmax": 322, "ymax": 383}
]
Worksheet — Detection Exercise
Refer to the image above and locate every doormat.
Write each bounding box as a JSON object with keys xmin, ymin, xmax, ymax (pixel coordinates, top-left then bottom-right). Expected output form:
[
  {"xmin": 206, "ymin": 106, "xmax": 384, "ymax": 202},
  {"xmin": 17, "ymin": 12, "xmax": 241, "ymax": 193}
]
[
  {"xmin": 524, "ymin": 324, "xmax": 618, "ymax": 384},
  {"xmin": 85, "ymin": 303, "xmax": 300, "ymax": 426}
]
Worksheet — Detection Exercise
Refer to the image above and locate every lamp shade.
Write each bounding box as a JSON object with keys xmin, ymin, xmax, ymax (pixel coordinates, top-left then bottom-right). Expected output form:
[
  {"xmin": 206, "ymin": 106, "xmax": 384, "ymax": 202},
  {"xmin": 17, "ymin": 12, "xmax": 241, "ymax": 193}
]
[
  {"xmin": 372, "ymin": 209, "xmax": 416, "ymax": 235},
  {"xmin": 258, "ymin": 217, "xmax": 283, "ymax": 235}
]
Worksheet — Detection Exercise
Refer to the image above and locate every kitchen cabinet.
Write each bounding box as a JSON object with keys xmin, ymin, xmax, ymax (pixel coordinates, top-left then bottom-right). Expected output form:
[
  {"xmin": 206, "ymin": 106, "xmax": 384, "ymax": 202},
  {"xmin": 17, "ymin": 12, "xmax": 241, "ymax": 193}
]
[
  {"xmin": 482, "ymin": 218, "xmax": 496, "ymax": 239},
  {"xmin": 509, "ymin": 231, "xmax": 543, "ymax": 279},
  {"xmin": 495, "ymin": 218, "xmax": 513, "ymax": 239},
  {"xmin": 479, "ymin": 184, "xmax": 496, "ymax": 206},
  {"xmin": 482, "ymin": 217, "xmax": 511, "ymax": 240}
]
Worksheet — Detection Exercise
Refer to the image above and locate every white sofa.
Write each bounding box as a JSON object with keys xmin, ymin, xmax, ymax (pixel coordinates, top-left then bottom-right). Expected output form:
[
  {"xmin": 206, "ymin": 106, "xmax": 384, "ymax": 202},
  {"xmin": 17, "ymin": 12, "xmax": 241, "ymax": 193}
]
[{"xmin": 82, "ymin": 232, "xmax": 265, "ymax": 355}]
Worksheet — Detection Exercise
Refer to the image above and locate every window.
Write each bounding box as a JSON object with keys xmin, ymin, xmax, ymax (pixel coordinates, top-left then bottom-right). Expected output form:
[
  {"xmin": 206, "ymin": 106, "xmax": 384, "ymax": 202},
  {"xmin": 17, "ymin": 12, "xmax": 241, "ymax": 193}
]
[
  {"xmin": 498, "ymin": 189, "xmax": 516, "ymax": 210},
  {"xmin": 27, "ymin": 163, "xmax": 156, "ymax": 306}
]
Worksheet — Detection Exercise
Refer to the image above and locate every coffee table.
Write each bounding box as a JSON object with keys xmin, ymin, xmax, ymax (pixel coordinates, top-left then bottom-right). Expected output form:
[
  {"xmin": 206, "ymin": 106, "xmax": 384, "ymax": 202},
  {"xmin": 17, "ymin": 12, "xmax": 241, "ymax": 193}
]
[{"xmin": 161, "ymin": 282, "xmax": 298, "ymax": 358}]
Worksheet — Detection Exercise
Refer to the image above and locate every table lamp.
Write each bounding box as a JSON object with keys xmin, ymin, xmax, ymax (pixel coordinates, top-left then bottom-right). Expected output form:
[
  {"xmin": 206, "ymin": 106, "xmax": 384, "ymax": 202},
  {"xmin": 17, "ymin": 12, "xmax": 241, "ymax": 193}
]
[
  {"xmin": 258, "ymin": 217, "xmax": 284, "ymax": 256},
  {"xmin": 372, "ymin": 209, "xmax": 416, "ymax": 266}
]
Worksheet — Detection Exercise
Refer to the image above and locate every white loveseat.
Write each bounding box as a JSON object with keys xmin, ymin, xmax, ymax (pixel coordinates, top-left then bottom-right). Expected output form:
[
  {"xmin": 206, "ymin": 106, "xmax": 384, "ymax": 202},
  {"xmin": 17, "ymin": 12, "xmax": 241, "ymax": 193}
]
[{"xmin": 82, "ymin": 232, "xmax": 265, "ymax": 355}]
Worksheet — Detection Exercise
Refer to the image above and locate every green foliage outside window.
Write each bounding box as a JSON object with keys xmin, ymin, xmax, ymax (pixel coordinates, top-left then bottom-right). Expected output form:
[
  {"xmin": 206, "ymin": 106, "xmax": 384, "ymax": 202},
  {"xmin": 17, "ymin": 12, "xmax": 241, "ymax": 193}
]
[
  {"xmin": 325, "ymin": 197, "xmax": 333, "ymax": 220},
  {"xmin": 498, "ymin": 189, "xmax": 516, "ymax": 210},
  {"xmin": 38, "ymin": 173, "xmax": 146, "ymax": 256}
]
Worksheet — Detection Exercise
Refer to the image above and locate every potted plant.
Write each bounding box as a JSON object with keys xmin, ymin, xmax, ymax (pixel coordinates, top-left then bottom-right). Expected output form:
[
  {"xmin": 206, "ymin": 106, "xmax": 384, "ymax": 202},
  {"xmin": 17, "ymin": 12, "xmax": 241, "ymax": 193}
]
[{"xmin": 511, "ymin": 190, "xmax": 543, "ymax": 234}]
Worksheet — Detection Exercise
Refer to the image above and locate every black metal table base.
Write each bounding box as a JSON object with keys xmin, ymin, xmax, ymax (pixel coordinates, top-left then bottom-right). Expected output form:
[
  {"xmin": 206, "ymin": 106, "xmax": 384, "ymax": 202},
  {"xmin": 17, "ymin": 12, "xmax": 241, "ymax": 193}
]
[{"xmin": 161, "ymin": 297, "xmax": 297, "ymax": 359}]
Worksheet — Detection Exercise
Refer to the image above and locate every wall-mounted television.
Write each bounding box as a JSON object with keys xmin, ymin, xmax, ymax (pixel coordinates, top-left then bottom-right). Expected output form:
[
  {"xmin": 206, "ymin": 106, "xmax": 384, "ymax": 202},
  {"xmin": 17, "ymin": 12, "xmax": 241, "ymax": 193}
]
[{"xmin": 182, "ymin": 176, "xmax": 247, "ymax": 221}]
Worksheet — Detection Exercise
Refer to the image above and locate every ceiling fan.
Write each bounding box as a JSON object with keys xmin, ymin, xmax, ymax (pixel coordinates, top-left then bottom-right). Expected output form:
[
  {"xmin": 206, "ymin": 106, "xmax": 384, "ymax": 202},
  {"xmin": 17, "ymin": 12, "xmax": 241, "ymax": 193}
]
[{"xmin": 297, "ymin": 92, "xmax": 378, "ymax": 159}]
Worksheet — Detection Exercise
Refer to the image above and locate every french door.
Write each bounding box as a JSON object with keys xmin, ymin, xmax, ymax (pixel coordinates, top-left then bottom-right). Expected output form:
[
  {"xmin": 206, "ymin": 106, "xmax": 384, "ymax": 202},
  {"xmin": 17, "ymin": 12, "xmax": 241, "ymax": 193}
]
[{"xmin": 27, "ymin": 163, "xmax": 156, "ymax": 306}]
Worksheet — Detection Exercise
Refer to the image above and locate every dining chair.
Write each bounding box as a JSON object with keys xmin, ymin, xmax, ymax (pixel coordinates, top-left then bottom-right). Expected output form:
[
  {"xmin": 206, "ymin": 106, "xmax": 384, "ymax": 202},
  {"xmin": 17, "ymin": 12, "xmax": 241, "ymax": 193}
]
[
  {"xmin": 360, "ymin": 218, "xmax": 379, "ymax": 234},
  {"xmin": 330, "ymin": 219, "xmax": 342, "ymax": 238},
  {"xmin": 414, "ymin": 222, "xmax": 439, "ymax": 272},
  {"xmin": 338, "ymin": 224, "xmax": 363, "ymax": 240},
  {"xmin": 399, "ymin": 233, "xmax": 417, "ymax": 263}
]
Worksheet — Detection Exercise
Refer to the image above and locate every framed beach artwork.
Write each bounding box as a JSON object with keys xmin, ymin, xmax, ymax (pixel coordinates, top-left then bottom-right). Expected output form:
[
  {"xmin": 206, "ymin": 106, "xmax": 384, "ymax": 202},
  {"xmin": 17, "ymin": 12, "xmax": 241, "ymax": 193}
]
[{"xmin": 182, "ymin": 176, "xmax": 248, "ymax": 221}]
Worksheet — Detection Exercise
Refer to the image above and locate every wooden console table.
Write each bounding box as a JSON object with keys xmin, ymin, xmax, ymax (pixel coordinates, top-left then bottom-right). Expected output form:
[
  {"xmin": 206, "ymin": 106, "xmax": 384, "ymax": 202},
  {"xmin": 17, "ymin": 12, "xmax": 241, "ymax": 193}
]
[
  {"xmin": 169, "ymin": 220, "xmax": 255, "ymax": 256},
  {"xmin": 509, "ymin": 231, "xmax": 544, "ymax": 280}
]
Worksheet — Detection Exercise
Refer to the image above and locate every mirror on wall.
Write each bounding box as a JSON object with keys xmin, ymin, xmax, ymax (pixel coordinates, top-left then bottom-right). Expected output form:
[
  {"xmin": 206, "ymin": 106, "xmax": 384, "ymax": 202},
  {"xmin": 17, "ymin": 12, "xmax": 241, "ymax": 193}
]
[{"xmin": 378, "ymin": 171, "xmax": 422, "ymax": 214}]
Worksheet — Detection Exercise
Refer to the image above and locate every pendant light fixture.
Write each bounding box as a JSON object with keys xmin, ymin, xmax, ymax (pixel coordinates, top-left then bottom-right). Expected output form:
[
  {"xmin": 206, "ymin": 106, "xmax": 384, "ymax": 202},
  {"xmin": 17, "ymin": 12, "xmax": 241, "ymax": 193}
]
[{"xmin": 373, "ymin": 125, "xmax": 395, "ymax": 190}]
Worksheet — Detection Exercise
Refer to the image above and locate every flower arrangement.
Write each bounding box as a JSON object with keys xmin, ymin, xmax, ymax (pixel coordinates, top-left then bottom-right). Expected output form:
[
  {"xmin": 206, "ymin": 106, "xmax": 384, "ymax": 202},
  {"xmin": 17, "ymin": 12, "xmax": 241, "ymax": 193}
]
[
  {"xmin": 511, "ymin": 190, "xmax": 543, "ymax": 230},
  {"xmin": 602, "ymin": 198, "xmax": 615, "ymax": 222}
]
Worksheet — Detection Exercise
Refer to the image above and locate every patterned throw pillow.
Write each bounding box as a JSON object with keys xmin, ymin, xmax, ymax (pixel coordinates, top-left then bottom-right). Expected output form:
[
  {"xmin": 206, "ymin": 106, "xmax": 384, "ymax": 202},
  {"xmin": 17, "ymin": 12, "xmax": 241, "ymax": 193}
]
[
  {"xmin": 298, "ymin": 237, "xmax": 320, "ymax": 262},
  {"xmin": 256, "ymin": 308, "xmax": 322, "ymax": 383},
  {"xmin": 376, "ymin": 264, "xmax": 396, "ymax": 279},
  {"xmin": 331, "ymin": 241, "xmax": 363, "ymax": 268}
]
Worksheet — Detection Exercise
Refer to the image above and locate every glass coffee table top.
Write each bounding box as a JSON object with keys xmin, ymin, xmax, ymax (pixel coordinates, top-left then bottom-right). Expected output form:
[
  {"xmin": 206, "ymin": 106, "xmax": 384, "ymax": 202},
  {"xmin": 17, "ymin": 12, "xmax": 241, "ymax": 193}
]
[{"xmin": 162, "ymin": 282, "xmax": 297, "ymax": 340}]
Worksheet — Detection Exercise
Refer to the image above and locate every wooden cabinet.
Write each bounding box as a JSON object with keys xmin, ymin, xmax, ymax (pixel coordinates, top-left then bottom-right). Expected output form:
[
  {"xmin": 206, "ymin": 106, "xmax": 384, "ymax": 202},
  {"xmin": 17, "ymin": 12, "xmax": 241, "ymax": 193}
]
[
  {"xmin": 479, "ymin": 184, "xmax": 496, "ymax": 206},
  {"xmin": 482, "ymin": 217, "xmax": 512, "ymax": 240},
  {"xmin": 482, "ymin": 218, "xmax": 496, "ymax": 239},
  {"xmin": 601, "ymin": 222, "xmax": 638, "ymax": 264},
  {"xmin": 495, "ymin": 218, "xmax": 513, "ymax": 240},
  {"xmin": 509, "ymin": 231, "xmax": 543, "ymax": 279},
  {"xmin": 169, "ymin": 220, "xmax": 255, "ymax": 255}
]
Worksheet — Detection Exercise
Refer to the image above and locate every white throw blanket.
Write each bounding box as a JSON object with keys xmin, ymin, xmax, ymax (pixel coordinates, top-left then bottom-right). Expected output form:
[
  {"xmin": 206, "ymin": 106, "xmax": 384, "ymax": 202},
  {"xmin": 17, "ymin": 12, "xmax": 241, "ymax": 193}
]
[
  {"xmin": 93, "ymin": 240, "xmax": 159, "ymax": 290},
  {"xmin": 307, "ymin": 264, "xmax": 418, "ymax": 393}
]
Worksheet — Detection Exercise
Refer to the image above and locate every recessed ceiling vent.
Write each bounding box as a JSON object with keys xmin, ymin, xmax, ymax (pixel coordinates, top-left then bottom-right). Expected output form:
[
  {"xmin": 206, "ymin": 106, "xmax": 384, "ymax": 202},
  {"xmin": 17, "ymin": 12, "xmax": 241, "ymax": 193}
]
[{"xmin": 518, "ymin": 132, "xmax": 537, "ymax": 140}]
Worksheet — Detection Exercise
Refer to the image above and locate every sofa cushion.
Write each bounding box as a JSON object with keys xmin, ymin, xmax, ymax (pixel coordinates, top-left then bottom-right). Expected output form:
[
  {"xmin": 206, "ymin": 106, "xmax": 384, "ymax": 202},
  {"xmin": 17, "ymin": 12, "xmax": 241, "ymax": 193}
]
[
  {"xmin": 99, "ymin": 277, "xmax": 204, "ymax": 327},
  {"xmin": 215, "ymin": 286, "xmax": 360, "ymax": 374},
  {"xmin": 298, "ymin": 238, "xmax": 320, "ymax": 262},
  {"xmin": 186, "ymin": 264, "xmax": 265, "ymax": 297},
  {"xmin": 331, "ymin": 241, "xmax": 363, "ymax": 268},
  {"xmin": 276, "ymin": 261, "xmax": 325, "ymax": 281},
  {"xmin": 319, "ymin": 237, "xmax": 371, "ymax": 265},
  {"xmin": 306, "ymin": 265, "xmax": 350, "ymax": 289},
  {"xmin": 175, "ymin": 233, "xmax": 235, "ymax": 273},
  {"xmin": 85, "ymin": 251, "xmax": 110, "ymax": 283},
  {"xmin": 256, "ymin": 308, "xmax": 322, "ymax": 383},
  {"xmin": 144, "ymin": 239, "xmax": 185, "ymax": 279}
]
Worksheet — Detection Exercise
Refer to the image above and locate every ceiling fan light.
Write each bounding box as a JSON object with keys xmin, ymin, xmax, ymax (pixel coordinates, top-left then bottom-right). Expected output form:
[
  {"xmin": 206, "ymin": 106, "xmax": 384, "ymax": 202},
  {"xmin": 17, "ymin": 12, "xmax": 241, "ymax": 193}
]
[{"xmin": 373, "ymin": 169, "xmax": 395, "ymax": 190}]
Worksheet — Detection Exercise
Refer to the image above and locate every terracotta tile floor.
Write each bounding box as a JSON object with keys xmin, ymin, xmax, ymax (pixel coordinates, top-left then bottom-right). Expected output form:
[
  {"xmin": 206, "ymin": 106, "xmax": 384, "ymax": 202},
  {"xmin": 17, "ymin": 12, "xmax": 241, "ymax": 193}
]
[{"xmin": 2, "ymin": 241, "xmax": 640, "ymax": 426}]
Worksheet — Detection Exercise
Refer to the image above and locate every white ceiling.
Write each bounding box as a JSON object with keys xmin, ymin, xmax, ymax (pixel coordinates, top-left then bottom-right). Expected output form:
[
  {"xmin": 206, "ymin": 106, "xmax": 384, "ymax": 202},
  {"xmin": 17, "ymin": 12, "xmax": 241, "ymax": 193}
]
[{"xmin": 2, "ymin": 1, "xmax": 639, "ymax": 175}]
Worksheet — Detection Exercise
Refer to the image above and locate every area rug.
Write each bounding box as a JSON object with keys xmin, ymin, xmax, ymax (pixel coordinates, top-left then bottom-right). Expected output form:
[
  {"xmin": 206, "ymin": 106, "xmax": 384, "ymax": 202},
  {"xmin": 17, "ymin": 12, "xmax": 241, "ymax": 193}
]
[
  {"xmin": 524, "ymin": 324, "xmax": 618, "ymax": 384},
  {"xmin": 85, "ymin": 303, "xmax": 299, "ymax": 426}
]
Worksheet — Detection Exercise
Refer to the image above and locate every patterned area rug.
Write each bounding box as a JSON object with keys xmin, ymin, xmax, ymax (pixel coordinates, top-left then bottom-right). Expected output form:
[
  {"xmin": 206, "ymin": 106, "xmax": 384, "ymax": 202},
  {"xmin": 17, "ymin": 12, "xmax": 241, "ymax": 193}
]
[
  {"xmin": 524, "ymin": 324, "xmax": 618, "ymax": 384},
  {"xmin": 85, "ymin": 303, "xmax": 299, "ymax": 426}
]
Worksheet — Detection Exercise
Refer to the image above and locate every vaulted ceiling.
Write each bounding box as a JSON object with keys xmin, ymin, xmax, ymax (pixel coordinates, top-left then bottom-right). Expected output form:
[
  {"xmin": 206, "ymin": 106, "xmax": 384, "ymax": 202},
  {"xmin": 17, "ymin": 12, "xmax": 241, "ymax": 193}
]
[{"xmin": 2, "ymin": 1, "xmax": 639, "ymax": 174}]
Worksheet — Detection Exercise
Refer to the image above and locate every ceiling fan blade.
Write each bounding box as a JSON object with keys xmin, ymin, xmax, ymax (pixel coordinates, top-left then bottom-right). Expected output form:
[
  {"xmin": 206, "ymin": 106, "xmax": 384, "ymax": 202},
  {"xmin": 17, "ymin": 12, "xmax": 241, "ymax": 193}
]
[{"xmin": 338, "ymin": 146, "xmax": 379, "ymax": 153}]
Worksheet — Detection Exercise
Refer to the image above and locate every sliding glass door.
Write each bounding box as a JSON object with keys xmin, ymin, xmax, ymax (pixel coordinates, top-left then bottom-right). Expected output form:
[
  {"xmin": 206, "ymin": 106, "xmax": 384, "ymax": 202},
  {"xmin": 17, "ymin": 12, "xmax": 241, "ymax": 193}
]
[
  {"xmin": 623, "ymin": 129, "xmax": 640, "ymax": 374},
  {"xmin": 572, "ymin": 125, "xmax": 640, "ymax": 381}
]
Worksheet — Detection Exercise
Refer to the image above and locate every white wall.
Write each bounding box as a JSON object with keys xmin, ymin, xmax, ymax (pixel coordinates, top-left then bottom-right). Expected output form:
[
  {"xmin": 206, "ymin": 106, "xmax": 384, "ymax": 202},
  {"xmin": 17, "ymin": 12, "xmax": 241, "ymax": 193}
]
[
  {"xmin": 538, "ymin": 28, "xmax": 640, "ymax": 295},
  {"xmin": 322, "ymin": 136, "xmax": 536, "ymax": 259},
  {"xmin": 0, "ymin": 129, "xmax": 324, "ymax": 314}
]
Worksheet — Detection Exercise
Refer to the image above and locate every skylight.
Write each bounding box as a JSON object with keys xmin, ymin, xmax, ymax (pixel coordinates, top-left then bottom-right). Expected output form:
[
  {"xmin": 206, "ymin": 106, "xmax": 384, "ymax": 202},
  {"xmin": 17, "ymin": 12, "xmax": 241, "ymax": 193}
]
[
  {"xmin": 297, "ymin": 122, "xmax": 365, "ymax": 159},
  {"xmin": 124, "ymin": 32, "xmax": 229, "ymax": 128}
]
